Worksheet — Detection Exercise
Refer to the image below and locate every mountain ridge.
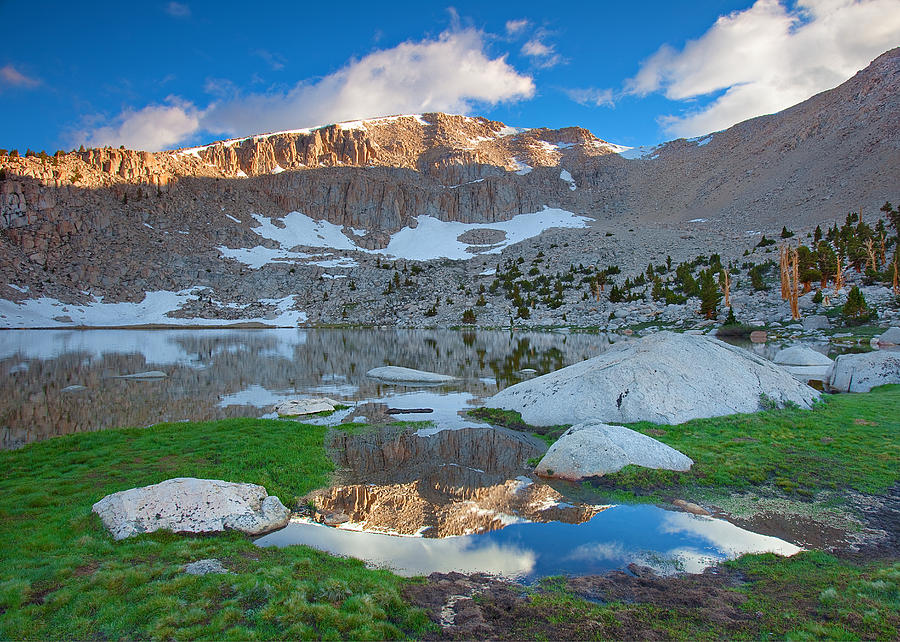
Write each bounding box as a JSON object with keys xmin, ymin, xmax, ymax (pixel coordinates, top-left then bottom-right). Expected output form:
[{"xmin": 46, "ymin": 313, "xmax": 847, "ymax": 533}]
[{"xmin": 0, "ymin": 48, "xmax": 897, "ymax": 326}]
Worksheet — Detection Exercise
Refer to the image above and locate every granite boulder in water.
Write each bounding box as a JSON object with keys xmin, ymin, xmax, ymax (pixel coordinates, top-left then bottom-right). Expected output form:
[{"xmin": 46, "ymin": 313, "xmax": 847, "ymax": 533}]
[
  {"xmin": 92, "ymin": 477, "xmax": 290, "ymax": 540},
  {"xmin": 366, "ymin": 366, "xmax": 456, "ymax": 383},
  {"xmin": 274, "ymin": 397, "xmax": 341, "ymax": 416},
  {"xmin": 487, "ymin": 331, "xmax": 819, "ymax": 426},
  {"xmin": 773, "ymin": 344, "xmax": 833, "ymax": 366},
  {"xmin": 876, "ymin": 327, "xmax": 900, "ymax": 346}
]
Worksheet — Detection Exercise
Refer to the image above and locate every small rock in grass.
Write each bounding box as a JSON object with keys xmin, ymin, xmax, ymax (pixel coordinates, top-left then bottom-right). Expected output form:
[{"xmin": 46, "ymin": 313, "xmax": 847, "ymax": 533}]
[{"xmin": 184, "ymin": 559, "xmax": 229, "ymax": 575}]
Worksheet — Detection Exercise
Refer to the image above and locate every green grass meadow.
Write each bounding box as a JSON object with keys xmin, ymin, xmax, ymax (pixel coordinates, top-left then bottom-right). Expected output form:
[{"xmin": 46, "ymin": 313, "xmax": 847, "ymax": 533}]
[{"xmin": 0, "ymin": 388, "xmax": 898, "ymax": 639}]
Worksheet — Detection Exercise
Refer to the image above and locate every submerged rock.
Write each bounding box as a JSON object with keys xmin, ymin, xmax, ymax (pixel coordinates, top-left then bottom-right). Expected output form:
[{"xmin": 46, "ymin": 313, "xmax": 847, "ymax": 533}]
[
  {"xmin": 115, "ymin": 370, "xmax": 167, "ymax": 379},
  {"xmin": 672, "ymin": 499, "xmax": 710, "ymax": 516},
  {"xmin": 366, "ymin": 366, "xmax": 456, "ymax": 383},
  {"xmin": 829, "ymin": 351, "xmax": 900, "ymax": 392},
  {"xmin": 92, "ymin": 477, "xmax": 290, "ymax": 540},
  {"xmin": 535, "ymin": 422, "xmax": 693, "ymax": 481},
  {"xmin": 487, "ymin": 331, "xmax": 819, "ymax": 426}
]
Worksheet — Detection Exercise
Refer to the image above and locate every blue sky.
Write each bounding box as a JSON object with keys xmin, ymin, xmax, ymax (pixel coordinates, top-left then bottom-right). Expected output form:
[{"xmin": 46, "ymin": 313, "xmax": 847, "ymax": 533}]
[{"xmin": 1, "ymin": 0, "xmax": 898, "ymax": 153}]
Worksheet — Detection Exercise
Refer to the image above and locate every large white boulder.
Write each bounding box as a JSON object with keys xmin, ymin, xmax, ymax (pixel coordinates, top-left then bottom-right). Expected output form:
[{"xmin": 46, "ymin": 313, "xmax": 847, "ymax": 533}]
[
  {"xmin": 366, "ymin": 366, "xmax": 456, "ymax": 383},
  {"xmin": 773, "ymin": 345, "xmax": 833, "ymax": 366},
  {"xmin": 92, "ymin": 477, "xmax": 291, "ymax": 540},
  {"xmin": 876, "ymin": 327, "xmax": 900, "ymax": 346},
  {"xmin": 535, "ymin": 422, "xmax": 693, "ymax": 481},
  {"xmin": 487, "ymin": 331, "xmax": 819, "ymax": 426},
  {"xmin": 829, "ymin": 351, "xmax": 900, "ymax": 392}
]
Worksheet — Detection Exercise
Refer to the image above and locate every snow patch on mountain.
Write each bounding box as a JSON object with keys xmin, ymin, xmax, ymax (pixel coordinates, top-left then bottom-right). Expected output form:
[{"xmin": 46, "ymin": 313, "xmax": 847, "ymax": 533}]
[
  {"xmin": 219, "ymin": 207, "xmax": 590, "ymax": 266},
  {"xmin": 614, "ymin": 144, "xmax": 662, "ymax": 160},
  {"xmin": 373, "ymin": 207, "xmax": 590, "ymax": 261}
]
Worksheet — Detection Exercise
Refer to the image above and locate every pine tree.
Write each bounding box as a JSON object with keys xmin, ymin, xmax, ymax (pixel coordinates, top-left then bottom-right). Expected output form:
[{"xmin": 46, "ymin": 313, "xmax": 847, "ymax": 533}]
[
  {"xmin": 842, "ymin": 286, "xmax": 873, "ymax": 325},
  {"xmin": 699, "ymin": 269, "xmax": 721, "ymax": 319}
]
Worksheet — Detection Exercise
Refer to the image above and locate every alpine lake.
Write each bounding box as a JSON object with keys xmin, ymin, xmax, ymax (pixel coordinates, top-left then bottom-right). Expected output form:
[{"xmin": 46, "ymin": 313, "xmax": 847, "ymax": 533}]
[{"xmin": 1, "ymin": 327, "xmax": 840, "ymax": 581}]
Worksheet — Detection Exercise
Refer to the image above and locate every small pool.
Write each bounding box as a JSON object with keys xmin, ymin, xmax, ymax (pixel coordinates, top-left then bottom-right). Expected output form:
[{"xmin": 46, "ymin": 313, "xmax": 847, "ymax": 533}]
[
  {"xmin": 255, "ymin": 504, "xmax": 801, "ymax": 580},
  {"xmin": 254, "ymin": 423, "xmax": 801, "ymax": 581}
]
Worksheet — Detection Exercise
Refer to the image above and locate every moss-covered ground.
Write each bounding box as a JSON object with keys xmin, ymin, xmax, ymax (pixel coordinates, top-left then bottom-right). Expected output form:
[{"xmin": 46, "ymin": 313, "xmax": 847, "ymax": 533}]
[{"xmin": 0, "ymin": 418, "xmax": 431, "ymax": 640}]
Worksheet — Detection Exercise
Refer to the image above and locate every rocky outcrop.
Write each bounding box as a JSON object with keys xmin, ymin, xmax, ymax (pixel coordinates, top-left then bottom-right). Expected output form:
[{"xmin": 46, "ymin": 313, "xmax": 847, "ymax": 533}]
[
  {"xmin": 535, "ymin": 422, "xmax": 693, "ymax": 481},
  {"xmin": 91, "ymin": 477, "xmax": 290, "ymax": 539},
  {"xmin": 876, "ymin": 327, "xmax": 900, "ymax": 346},
  {"xmin": 487, "ymin": 332, "xmax": 820, "ymax": 426},
  {"xmin": 829, "ymin": 350, "xmax": 900, "ymax": 392}
]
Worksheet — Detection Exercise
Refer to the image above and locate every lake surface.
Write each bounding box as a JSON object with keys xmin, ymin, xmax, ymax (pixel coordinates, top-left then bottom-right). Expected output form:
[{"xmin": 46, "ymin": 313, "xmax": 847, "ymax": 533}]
[
  {"xmin": 1, "ymin": 326, "xmax": 805, "ymax": 580},
  {"xmin": 0, "ymin": 328, "xmax": 611, "ymax": 449}
]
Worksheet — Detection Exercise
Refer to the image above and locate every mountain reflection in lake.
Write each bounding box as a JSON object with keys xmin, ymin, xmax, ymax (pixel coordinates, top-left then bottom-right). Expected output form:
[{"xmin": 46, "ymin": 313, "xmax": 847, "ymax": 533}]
[
  {"xmin": 256, "ymin": 506, "xmax": 802, "ymax": 581},
  {"xmin": 0, "ymin": 328, "xmax": 610, "ymax": 449}
]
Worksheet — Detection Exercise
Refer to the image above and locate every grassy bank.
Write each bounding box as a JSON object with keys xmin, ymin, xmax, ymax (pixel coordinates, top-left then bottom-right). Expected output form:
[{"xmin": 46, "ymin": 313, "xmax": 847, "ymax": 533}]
[
  {"xmin": 474, "ymin": 385, "xmax": 900, "ymax": 499},
  {"xmin": 0, "ymin": 418, "xmax": 430, "ymax": 640}
]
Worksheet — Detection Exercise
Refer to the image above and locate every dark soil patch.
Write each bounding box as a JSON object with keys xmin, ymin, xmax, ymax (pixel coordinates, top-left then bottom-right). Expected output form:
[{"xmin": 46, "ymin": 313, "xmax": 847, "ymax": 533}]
[
  {"xmin": 25, "ymin": 582, "xmax": 59, "ymax": 606},
  {"xmin": 844, "ymin": 483, "xmax": 900, "ymax": 560},
  {"xmin": 73, "ymin": 561, "xmax": 99, "ymax": 577},
  {"xmin": 405, "ymin": 566, "xmax": 753, "ymax": 640},
  {"xmin": 724, "ymin": 511, "xmax": 853, "ymax": 551}
]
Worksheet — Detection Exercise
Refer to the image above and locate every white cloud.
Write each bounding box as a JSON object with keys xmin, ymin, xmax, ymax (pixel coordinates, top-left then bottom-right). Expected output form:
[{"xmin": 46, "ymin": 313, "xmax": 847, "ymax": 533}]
[
  {"xmin": 203, "ymin": 28, "xmax": 534, "ymax": 138},
  {"xmin": 253, "ymin": 49, "xmax": 286, "ymax": 71},
  {"xmin": 627, "ymin": 0, "xmax": 900, "ymax": 137},
  {"xmin": 73, "ymin": 27, "xmax": 534, "ymax": 151},
  {"xmin": 76, "ymin": 98, "xmax": 202, "ymax": 151},
  {"xmin": 0, "ymin": 64, "xmax": 40, "ymax": 89},
  {"xmin": 565, "ymin": 87, "xmax": 615, "ymax": 107},
  {"xmin": 521, "ymin": 31, "xmax": 563, "ymax": 68},
  {"xmin": 164, "ymin": 2, "xmax": 190, "ymax": 18},
  {"xmin": 505, "ymin": 19, "xmax": 529, "ymax": 35}
]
